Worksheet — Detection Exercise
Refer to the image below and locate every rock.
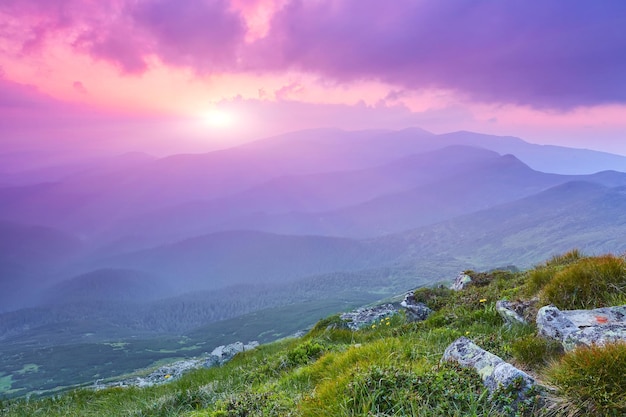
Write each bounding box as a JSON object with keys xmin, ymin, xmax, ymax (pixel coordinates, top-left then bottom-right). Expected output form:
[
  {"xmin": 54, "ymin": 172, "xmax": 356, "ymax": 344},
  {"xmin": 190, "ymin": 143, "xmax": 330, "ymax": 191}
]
[
  {"xmin": 400, "ymin": 292, "xmax": 433, "ymax": 322},
  {"xmin": 564, "ymin": 325, "xmax": 626, "ymax": 352},
  {"xmin": 496, "ymin": 300, "xmax": 527, "ymax": 325},
  {"xmin": 537, "ymin": 304, "xmax": 626, "ymax": 351},
  {"xmin": 205, "ymin": 341, "xmax": 259, "ymax": 367},
  {"xmin": 339, "ymin": 304, "xmax": 397, "ymax": 330},
  {"xmin": 94, "ymin": 340, "xmax": 260, "ymax": 391},
  {"xmin": 442, "ymin": 337, "xmax": 535, "ymax": 396},
  {"xmin": 561, "ymin": 305, "xmax": 626, "ymax": 327},
  {"xmin": 536, "ymin": 305, "xmax": 579, "ymax": 342},
  {"xmin": 451, "ymin": 272, "xmax": 472, "ymax": 291}
]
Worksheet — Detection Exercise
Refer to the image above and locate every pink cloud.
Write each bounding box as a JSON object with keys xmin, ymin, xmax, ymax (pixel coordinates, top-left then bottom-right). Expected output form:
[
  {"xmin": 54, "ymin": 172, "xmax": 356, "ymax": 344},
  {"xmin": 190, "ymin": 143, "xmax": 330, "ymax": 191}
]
[
  {"xmin": 253, "ymin": 0, "xmax": 626, "ymax": 109},
  {"xmin": 2, "ymin": 0, "xmax": 626, "ymax": 111}
]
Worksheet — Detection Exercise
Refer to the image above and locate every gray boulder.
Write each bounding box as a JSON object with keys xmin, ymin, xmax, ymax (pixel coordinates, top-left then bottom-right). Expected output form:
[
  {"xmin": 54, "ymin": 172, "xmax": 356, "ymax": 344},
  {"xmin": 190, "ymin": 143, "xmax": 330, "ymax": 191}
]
[
  {"xmin": 537, "ymin": 304, "xmax": 626, "ymax": 351},
  {"xmin": 451, "ymin": 272, "xmax": 472, "ymax": 291},
  {"xmin": 562, "ymin": 305, "xmax": 626, "ymax": 327},
  {"xmin": 536, "ymin": 305, "xmax": 579, "ymax": 342},
  {"xmin": 442, "ymin": 337, "xmax": 535, "ymax": 395},
  {"xmin": 339, "ymin": 304, "xmax": 397, "ymax": 330},
  {"xmin": 563, "ymin": 325, "xmax": 626, "ymax": 352},
  {"xmin": 400, "ymin": 292, "xmax": 433, "ymax": 322},
  {"xmin": 204, "ymin": 341, "xmax": 259, "ymax": 367},
  {"xmin": 496, "ymin": 300, "xmax": 527, "ymax": 326}
]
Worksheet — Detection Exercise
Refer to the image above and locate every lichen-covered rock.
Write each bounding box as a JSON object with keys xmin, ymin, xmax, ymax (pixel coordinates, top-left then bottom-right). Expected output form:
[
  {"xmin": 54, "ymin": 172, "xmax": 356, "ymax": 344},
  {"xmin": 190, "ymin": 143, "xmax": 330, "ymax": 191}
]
[
  {"xmin": 536, "ymin": 305, "xmax": 579, "ymax": 342},
  {"xmin": 400, "ymin": 292, "xmax": 433, "ymax": 322},
  {"xmin": 563, "ymin": 324, "xmax": 626, "ymax": 352},
  {"xmin": 205, "ymin": 341, "xmax": 259, "ymax": 367},
  {"xmin": 451, "ymin": 272, "xmax": 472, "ymax": 291},
  {"xmin": 95, "ymin": 358, "xmax": 204, "ymax": 390},
  {"xmin": 496, "ymin": 300, "xmax": 527, "ymax": 325},
  {"xmin": 442, "ymin": 337, "xmax": 535, "ymax": 395},
  {"xmin": 537, "ymin": 304, "xmax": 626, "ymax": 351},
  {"xmin": 339, "ymin": 304, "xmax": 397, "ymax": 330},
  {"xmin": 561, "ymin": 305, "xmax": 626, "ymax": 327}
]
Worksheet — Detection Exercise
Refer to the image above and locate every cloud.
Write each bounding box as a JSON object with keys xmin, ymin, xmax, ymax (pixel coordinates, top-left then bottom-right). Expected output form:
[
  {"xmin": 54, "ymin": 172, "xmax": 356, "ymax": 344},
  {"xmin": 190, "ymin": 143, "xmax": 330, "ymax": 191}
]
[
  {"xmin": 0, "ymin": 76, "xmax": 58, "ymax": 109},
  {"xmin": 73, "ymin": 81, "xmax": 88, "ymax": 95},
  {"xmin": 254, "ymin": 0, "xmax": 626, "ymax": 108},
  {"xmin": 3, "ymin": 1, "xmax": 626, "ymax": 108},
  {"xmin": 2, "ymin": 0, "xmax": 246, "ymax": 74},
  {"xmin": 131, "ymin": 0, "xmax": 246, "ymax": 72}
]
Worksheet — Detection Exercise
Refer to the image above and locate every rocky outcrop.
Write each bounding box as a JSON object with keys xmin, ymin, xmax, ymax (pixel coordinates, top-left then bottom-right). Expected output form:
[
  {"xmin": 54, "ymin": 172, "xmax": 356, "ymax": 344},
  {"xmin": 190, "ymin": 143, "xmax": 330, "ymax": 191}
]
[
  {"xmin": 94, "ymin": 340, "xmax": 259, "ymax": 390},
  {"xmin": 537, "ymin": 304, "xmax": 626, "ymax": 351},
  {"xmin": 496, "ymin": 300, "xmax": 529, "ymax": 325},
  {"xmin": 451, "ymin": 272, "xmax": 472, "ymax": 291},
  {"xmin": 400, "ymin": 292, "xmax": 433, "ymax": 322},
  {"xmin": 442, "ymin": 337, "xmax": 535, "ymax": 396},
  {"xmin": 204, "ymin": 341, "xmax": 260, "ymax": 367},
  {"xmin": 536, "ymin": 305, "xmax": 580, "ymax": 342},
  {"xmin": 340, "ymin": 304, "xmax": 397, "ymax": 330}
]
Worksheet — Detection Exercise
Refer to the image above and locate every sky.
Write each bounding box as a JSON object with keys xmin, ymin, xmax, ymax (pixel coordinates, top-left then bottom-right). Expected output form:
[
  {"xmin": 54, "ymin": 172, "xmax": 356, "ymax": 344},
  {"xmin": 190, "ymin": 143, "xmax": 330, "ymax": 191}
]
[{"xmin": 1, "ymin": 0, "xmax": 626, "ymax": 158}]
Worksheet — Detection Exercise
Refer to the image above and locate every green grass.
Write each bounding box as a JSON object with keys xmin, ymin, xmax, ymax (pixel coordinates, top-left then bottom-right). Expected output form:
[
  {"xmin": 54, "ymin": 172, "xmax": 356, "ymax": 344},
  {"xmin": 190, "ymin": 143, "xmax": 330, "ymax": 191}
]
[
  {"xmin": 545, "ymin": 342, "xmax": 626, "ymax": 417},
  {"xmin": 2, "ymin": 252, "xmax": 626, "ymax": 416},
  {"xmin": 540, "ymin": 254, "xmax": 626, "ymax": 309}
]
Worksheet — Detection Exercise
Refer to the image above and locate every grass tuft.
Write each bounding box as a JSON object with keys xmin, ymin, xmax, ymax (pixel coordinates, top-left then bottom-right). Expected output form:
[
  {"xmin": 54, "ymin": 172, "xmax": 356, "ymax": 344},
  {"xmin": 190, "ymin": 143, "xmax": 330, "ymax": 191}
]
[
  {"xmin": 545, "ymin": 342, "xmax": 626, "ymax": 417},
  {"xmin": 540, "ymin": 255, "xmax": 626, "ymax": 309}
]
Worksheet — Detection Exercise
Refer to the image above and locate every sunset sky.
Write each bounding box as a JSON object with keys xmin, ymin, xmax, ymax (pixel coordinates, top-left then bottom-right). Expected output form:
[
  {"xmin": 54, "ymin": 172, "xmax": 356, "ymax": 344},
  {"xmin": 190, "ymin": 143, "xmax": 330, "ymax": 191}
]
[{"xmin": 1, "ymin": 0, "xmax": 626, "ymax": 157}]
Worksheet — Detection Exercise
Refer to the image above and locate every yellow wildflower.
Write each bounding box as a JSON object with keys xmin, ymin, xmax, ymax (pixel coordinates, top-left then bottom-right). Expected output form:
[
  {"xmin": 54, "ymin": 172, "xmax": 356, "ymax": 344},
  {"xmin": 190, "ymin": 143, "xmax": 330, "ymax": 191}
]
[{"xmin": 479, "ymin": 298, "xmax": 487, "ymax": 303}]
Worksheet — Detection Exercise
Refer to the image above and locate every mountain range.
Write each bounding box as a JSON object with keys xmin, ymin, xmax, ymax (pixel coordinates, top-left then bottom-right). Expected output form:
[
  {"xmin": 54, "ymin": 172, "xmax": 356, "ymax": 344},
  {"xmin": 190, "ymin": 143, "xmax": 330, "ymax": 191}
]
[{"xmin": 2, "ymin": 127, "xmax": 626, "ymax": 397}]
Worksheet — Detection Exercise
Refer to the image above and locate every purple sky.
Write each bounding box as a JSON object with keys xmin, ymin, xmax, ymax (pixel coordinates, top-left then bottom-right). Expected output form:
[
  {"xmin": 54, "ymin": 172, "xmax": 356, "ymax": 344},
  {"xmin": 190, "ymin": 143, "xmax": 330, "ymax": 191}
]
[{"xmin": 1, "ymin": 0, "xmax": 625, "ymax": 157}]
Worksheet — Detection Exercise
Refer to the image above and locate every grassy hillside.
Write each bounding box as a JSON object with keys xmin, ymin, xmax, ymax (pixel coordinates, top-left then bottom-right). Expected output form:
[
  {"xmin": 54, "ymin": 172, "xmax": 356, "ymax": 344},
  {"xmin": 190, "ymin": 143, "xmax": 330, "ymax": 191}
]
[{"xmin": 2, "ymin": 251, "xmax": 625, "ymax": 416}]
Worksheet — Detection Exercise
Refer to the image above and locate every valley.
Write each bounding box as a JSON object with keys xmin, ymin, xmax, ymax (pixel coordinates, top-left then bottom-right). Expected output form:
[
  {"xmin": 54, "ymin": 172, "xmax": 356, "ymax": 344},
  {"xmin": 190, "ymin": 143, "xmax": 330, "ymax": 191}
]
[{"xmin": 2, "ymin": 128, "xmax": 626, "ymax": 399}]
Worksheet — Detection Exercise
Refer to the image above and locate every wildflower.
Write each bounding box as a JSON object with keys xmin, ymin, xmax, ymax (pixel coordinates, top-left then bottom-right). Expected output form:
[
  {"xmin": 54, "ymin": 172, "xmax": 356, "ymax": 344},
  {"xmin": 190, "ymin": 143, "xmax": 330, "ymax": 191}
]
[
  {"xmin": 164, "ymin": 374, "xmax": 171, "ymax": 379},
  {"xmin": 371, "ymin": 324, "xmax": 376, "ymax": 329},
  {"xmin": 386, "ymin": 322, "xmax": 390, "ymax": 326},
  {"xmin": 465, "ymin": 331, "xmax": 470, "ymax": 335},
  {"xmin": 479, "ymin": 298, "xmax": 487, "ymax": 303}
]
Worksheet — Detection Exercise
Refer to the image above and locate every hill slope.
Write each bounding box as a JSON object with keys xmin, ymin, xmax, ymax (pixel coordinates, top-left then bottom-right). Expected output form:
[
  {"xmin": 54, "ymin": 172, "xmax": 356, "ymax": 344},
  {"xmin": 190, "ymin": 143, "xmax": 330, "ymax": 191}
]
[{"xmin": 3, "ymin": 252, "xmax": 625, "ymax": 416}]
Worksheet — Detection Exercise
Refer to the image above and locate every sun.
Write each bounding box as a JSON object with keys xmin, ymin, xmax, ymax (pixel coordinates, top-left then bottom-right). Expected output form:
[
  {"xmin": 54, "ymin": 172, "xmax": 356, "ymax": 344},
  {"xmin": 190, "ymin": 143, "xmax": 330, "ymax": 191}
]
[{"xmin": 203, "ymin": 110, "xmax": 236, "ymax": 129}]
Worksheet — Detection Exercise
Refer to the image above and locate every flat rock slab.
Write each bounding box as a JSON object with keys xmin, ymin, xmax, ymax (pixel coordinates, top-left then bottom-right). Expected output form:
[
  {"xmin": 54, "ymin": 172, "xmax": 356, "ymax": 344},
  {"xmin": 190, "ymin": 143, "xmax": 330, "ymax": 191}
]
[
  {"xmin": 442, "ymin": 337, "xmax": 535, "ymax": 395},
  {"xmin": 564, "ymin": 324, "xmax": 626, "ymax": 352},
  {"xmin": 537, "ymin": 305, "xmax": 626, "ymax": 351},
  {"xmin": 562, "ymin": 305, "xmax": 626, "ymax": 327}
]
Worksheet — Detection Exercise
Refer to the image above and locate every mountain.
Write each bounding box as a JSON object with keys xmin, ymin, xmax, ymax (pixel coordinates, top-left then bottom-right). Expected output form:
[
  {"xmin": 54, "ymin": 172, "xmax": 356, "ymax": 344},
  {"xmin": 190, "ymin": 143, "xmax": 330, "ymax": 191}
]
[
  {"xmin": 101, "ymin": 146, "xmax": 503, "ymax": 246},
  {"xmin": 1, "ymin": 128, "xmax": 624, "ymax": 239},
  {"xmin": 96, "ymin": 230, "xmax": 399, "ymax": 293},
  {"xmin": 436, "ymin": 131, "xmax": 626, "ymax": 174},
  {"xmin": 41, "ymin": 268, "xmax": 171, "ymax": 305},
  {"xmin": 384, "ymin": 181, "xmax": 626, "ymax": 274},
  {"xmin": 0, "ymin": 221, "xmax": 83, "ymax": 311},
  {"xmin": 212, "ymin": 156, "xmax": 626, "ymax": 238}
]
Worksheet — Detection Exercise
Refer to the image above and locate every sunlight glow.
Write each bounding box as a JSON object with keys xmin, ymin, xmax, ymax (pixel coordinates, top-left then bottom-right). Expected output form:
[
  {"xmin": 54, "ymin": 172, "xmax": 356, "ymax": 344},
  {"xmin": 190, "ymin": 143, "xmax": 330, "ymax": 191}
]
[{"xmin": 203, "ymin": 110, "xmax": 236, "ymax": 129}]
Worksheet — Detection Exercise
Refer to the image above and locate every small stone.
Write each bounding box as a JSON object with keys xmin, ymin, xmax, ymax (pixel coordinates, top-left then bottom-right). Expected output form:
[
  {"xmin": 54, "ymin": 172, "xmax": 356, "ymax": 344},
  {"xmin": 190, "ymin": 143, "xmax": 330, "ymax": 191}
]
[
  {"xmin": 451, "ymin": 272, "xmax": 472, "ymax": 291},
  {"xmin": 400, "ymin": 292, "xmax": 433, "ymax": 322},
  {"xmin": 496, "ymin": 300, "xmax": 527, "ymax": 325}
]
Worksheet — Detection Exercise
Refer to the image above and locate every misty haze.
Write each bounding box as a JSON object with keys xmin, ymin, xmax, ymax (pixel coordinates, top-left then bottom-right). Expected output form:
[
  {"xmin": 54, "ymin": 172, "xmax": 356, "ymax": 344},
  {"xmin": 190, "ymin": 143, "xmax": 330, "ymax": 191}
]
[{"xmin": 1, "ymin": 1, "xmax": 626, "ymax": 415}]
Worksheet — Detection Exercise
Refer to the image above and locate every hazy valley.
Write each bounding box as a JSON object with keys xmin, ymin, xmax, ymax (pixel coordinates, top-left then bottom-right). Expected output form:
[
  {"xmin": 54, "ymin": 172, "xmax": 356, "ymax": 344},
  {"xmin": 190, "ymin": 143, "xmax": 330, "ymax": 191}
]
[{"xmin": 2, "ymin": 128, "xmax": 626, "ymax": 398}]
